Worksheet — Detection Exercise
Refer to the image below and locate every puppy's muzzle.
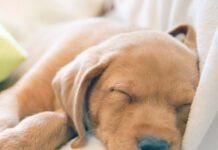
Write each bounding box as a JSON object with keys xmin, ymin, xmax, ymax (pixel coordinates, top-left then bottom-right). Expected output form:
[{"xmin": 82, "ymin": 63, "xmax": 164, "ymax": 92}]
[{"xmin": 138, "ymin": 137, "xmax": 169, "ymax": 150}]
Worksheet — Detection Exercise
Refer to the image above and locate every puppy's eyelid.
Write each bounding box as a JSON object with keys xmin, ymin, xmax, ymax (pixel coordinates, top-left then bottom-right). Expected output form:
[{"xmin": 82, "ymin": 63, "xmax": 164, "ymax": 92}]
[{"xmin": 110, "ymin": 87, "xmax": 133, "ymax": 103}]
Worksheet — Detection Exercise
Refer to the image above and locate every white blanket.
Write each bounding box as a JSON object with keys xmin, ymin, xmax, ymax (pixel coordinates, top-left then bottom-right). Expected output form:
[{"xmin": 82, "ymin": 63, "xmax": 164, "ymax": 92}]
[
  {"xmin": 0, "ymin": 0, "xmax": 218, "ymax": 149},
  {"xmin": 0, "ymin": 0, "xmax": 105, "ymax": 41},
  {"xmin": 60, "ymin": 134, "xmax": 105, "ymax": 150},
  {"xmin": 108, "ymin": 0, "xmax": 218, "ymax": 149},
  {"xmin": 62, "ymin": 0, "xmax": 218, "ymax": 149}
]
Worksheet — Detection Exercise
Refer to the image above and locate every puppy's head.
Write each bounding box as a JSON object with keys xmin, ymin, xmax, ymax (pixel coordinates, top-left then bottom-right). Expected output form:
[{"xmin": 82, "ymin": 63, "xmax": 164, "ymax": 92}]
[{"xmin": 53, "ymin": 25, "xmax": 199, "ymax": 150}]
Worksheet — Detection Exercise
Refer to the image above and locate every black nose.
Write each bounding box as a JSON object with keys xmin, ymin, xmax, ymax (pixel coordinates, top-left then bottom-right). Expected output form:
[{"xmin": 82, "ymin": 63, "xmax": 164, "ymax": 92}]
[{"xmin": 138, "ymin": 137, "xmax": 169, "ymax": 150}]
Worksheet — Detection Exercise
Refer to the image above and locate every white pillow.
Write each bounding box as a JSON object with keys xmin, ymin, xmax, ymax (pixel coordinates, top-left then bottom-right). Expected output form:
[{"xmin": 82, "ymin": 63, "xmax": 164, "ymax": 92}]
[{"xmin": 60, "ymin": 133, "xmax": 105, "ymax": 150}]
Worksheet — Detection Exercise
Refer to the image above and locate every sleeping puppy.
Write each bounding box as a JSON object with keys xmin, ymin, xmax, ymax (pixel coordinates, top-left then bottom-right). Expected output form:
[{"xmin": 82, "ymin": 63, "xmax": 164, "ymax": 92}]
[{"xmin": 0, "ymin": 18, "xmax": 199, "ymax": 150}]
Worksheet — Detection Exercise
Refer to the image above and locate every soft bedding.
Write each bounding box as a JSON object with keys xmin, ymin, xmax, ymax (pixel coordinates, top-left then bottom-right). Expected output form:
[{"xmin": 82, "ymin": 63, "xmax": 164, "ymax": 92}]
[
  {"xmin": 60, "ymin": 133, "xmax": 104, "ymax": 150},
  {"xmin": 61, "ymin": 0, "xmax": 218, "ymax": 149},
  {"xmin": 0, "ymin": 0, "xmax": 217, "ymax": 150}
]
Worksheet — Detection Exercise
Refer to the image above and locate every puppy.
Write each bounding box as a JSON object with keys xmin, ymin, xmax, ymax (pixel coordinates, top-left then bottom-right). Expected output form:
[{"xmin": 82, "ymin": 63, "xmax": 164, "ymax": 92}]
[{"xmin": 0, "ymin": 18, "xmax": 199, "ymax": 150}]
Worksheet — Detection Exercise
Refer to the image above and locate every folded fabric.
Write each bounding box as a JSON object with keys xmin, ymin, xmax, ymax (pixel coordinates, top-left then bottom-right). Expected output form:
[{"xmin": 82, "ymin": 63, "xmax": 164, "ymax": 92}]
[
  {"xmin": 60, "ymin": 133, "xmax": 105, "ymax": 150},
  {"xmin": 0, "ymin": 24, "xmax": 27, "ymax": 82},
  {"xmin": 183, "ymin": 29, "xmax": 218, "ymax": 150}
]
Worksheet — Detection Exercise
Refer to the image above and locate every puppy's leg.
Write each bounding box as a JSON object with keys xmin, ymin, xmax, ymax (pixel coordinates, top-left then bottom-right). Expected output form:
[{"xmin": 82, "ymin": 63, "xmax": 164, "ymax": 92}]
[
  {"xmin": 0, "ymin": 19, "xmax": 134, "ymax": 132},
  {"xmin": 0, "ymin": 94, "xmax": 19, "ymax": 132},
  {"xmin": 0, "ymin": 38, "xmax": 80, "ymax": 131},
  {"xmin": 0, "ymin": 110, "xmax": 74, "ymax": 150}
]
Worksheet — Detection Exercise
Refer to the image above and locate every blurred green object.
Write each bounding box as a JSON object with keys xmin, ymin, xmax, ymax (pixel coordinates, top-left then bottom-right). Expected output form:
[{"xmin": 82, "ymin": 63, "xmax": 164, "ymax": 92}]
[{"xmin": 0, "ymin": 24, "xmax": 27, "ymax": 82}]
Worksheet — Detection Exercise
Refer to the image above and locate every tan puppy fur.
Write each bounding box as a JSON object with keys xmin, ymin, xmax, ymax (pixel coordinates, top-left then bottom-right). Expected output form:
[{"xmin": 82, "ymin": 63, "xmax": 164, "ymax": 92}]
[
  {"xmin": 0, "ymin": 18, "xmax": 199, "ymax": 150},
  {"xmin": 0, "ymin": 18, "xmax": 137, "ymax": 150},
  {"xmin": 53, "ymin": 24, "xmax": 199, "ymax": 150}
]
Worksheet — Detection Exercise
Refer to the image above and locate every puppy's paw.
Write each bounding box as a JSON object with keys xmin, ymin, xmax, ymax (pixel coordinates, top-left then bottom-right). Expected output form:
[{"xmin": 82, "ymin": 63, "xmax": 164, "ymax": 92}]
[
  {"xmin": 0, "ymin": 95, "xmax": 20, "ymax": 132},
  {"xmin": 0, "ymin": 111, "xmax": 71, "ymax": 150},
  {"xmin": 0, "ymin": 116, "xmax": 18, "ymax": 132},
  {"xmin": 0, "ymin": 108, "xmax": 19, "ymax": 132},
  {"xmin": 0, "ymin": 129, "xmax": 23, "ymax": 150}
]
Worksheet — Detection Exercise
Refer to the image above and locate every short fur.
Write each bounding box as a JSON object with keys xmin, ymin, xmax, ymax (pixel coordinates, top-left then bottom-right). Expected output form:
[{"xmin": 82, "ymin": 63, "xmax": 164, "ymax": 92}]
[{"xmin": 0, "ymin": 18, "xmax": 199, "ymax": 150}]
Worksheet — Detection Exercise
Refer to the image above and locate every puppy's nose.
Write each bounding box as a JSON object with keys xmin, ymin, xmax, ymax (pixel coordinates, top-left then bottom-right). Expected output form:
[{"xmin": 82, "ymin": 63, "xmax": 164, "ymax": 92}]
[{"xmin": 138, "ymin": 137, "xmax": 169, "ymax": 150}]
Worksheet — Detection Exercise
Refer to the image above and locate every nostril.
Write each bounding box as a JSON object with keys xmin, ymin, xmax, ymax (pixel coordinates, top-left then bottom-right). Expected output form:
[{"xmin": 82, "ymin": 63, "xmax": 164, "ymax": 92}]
[{"xmin": 138, "ymin": 137, "xmax": 169, "ymax": 150}]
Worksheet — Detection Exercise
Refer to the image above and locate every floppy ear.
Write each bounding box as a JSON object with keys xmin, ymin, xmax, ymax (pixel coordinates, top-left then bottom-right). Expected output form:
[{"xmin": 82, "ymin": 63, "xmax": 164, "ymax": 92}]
[
  {"xmin": 168, "ymin": 24, "xmax": 196, "ymax": 51},
  {"xmin": 52, "ymin": 49, "xmax": 115, "ymax": 148}
]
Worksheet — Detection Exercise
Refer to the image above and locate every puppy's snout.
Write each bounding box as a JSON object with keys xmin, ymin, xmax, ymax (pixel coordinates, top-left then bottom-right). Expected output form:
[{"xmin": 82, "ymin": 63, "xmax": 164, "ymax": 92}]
[{"xmin": 138, "ymin": 137, "xmax": 169, "ymax": 150}]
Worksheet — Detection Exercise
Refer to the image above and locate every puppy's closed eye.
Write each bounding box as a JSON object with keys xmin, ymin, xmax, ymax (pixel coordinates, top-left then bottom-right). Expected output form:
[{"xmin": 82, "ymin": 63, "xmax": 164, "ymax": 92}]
[{"xmin": 110, "ymin": 86, "xmax": 133, "ymax": 103}]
